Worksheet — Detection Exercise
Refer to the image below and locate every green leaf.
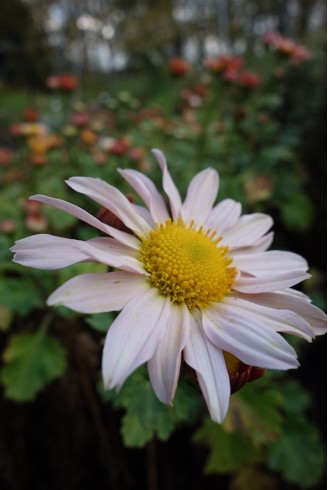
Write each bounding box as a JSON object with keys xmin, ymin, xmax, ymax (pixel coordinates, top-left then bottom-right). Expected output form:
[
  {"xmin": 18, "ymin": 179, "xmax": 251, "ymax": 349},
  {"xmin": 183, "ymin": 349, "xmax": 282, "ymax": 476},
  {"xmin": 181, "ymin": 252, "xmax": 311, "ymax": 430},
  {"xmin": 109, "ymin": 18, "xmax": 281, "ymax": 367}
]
[
  {"xmin": 193, "ymin": 418, "xmax": 258, "ymax": 474},
  {"xmin": 100, "ymin": 368, "xmax": 201, "ymax": 447},
  {"xmin": 234, "ymin": 377, "xmax": 284, "ymax": 445},
  {"xmin": 121, "ymin": 414, "xmax": 153, "ymax": 448},
  {"xmin": 1, "ymin": 328, "xmax": 67, "ymax": 401},
  {"xmin": 277, "ymin": 380, "xmax": 311, "ymax": 415},
  {"xmin": 267, "ymin": 419, "xmax": 324, "ymax": 488}
]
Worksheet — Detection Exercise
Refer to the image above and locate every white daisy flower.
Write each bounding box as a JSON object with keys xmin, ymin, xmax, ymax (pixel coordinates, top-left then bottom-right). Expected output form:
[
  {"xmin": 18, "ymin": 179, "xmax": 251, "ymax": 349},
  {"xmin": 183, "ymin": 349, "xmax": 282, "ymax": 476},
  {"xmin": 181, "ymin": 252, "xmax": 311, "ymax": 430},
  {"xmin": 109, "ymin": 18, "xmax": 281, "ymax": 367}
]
[{"xmin": 11, "ymin": 149, "xmax": 326, "ymax": 423}]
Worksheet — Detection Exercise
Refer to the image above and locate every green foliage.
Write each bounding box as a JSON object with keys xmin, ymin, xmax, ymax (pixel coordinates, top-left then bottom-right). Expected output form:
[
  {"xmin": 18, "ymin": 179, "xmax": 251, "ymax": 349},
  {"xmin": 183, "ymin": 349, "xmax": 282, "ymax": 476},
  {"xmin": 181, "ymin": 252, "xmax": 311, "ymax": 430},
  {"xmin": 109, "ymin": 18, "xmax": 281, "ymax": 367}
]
[
  {"xmin": 267, "ymin": 380, "xmax": 325, "ymax": 488},
  {"xmin": 0, "ymin": 277, "xmax": 42, "ymax": 316},
  {"xmin": 281, "ymin": 192, "xmax": 315, "ymax": 232},
  {"xmin": 1, "ymin": 325, "xmax": 67, "ymax": 401},
  {"xmin": 193, "ymin": 376, "xmax": 325, "ymax": 489},
  {"xmin": 193, "ymin": 419, "xmax": 258, "ymax": 474},
  {"xmin": 267, "ymin": 420, "xmax": 324, "ymax": 488},
  {"xmin": 100, "ymin": 368, "xmax": 201, "ymax": 447}
]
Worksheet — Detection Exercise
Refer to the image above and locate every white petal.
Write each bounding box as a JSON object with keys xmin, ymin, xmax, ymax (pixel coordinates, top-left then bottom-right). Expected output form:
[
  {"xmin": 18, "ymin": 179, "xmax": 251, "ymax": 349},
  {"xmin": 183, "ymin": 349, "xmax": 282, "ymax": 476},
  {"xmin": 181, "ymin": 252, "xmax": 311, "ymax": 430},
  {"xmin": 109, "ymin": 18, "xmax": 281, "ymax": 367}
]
[
  {"xmin": 132, "ymin": 204, "xmax": 155, "ymax": 227},
  {"xmin": 204, "ymin": 199, "xmax": 242, "ymax": 235},
  {"xmin": 11, "ymin": 234, "xmax": 91, "ymax": 269},
  {"xmin": 234, "ymin": 268, "xmax": 310, "ymax": 293},
  {"xmin": 233, "ymin": 249, "xmax": 310, "ymax": 293},
  {"xmin": 203, "ymin": 303, "xmax": 299, "ymax": 370},
  {"xmin": 30, "ymin": 194, "xmax": 140, "ymax": 249},
  {"xmin": 234, "ymin": 251, "xmax": 308, "ymax": 276},
  {"xmin": 222, "ymin": 295, "xmax": 314, "ymax": 341},
  {"xmin": 151, "ymin": 149, "xmax": 182, "ymax": 220},
  {"xmin": 231, "ymin": 232, "xmax": 274, "ymax": 255},
  {"xmin": 74, "ymin": 239, "xmax": 146, "ymax": 274},
  {"xmin": 102, "ymin": 290, "xmax": 169, "ymax": 390},
  {"xmin": 118, "ymin": 168, "xmax": 169, "ymax": 223},
  {"xmin": 66, "ymin": 177, "xmax": 151, "ymax": 238},
  {"xmin": 47, "ymin": 271, "xmax": 149, "ymax": 313},
  {"xmin": 11, "ymin": 234, "xmax": 145, "ymax": 273},
  {"xmin": 148, "ymin": 302, "xmax": 190, "ymax": 404},
  {"xmin": 237, "ymin": 290, "xmax": 327, "ymax": 336},
  {"xmin": 181, "ymin": 168, "xmax": 219, "ymax": 225},
  {"xmin": 222, "ymin": 213, "xmax": 273, "ymax": 249},
  {"xmin": 87, "ymin": 237, "xmax": 137, "ymax": 257},
  {"xmin": 184, "ymin": 311, "xmax": 230, "ymax": 423}
]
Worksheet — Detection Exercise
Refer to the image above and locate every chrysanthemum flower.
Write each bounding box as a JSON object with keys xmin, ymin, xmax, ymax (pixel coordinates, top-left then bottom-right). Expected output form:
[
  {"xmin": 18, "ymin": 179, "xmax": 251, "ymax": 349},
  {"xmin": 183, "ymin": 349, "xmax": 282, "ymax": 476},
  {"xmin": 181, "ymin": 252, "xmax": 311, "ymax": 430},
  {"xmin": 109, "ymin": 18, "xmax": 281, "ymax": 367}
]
[{"xmin": 11, "ymin": 149, "xmax": 326, "ymax": 422}]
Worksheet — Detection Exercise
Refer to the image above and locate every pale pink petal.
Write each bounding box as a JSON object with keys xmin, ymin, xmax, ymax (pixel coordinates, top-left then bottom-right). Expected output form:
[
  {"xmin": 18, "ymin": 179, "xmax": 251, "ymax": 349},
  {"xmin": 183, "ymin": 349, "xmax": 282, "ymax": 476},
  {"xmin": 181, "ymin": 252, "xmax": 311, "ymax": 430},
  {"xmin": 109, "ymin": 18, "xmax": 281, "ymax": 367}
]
[
  {"xmin": 66, "ymin": 177, "xmax": 151, "ymax": 238},
  {"xmin": 184, "ymin": 310, "xmax": 230, "ymax": 423},
  {"xmin": 118, "ymin": 168, "xmax": 170, "ymax": 223},
  {"xmin": 236, "ymin": 290, "xmax": 327, "ymax": 336},
  {"xmin": 203, "ymin": 303, "xmax": 299, "ymax": 370},
  {"xmin": 132, "ymin": 204, "xmax": 155, "ymax": 227},
  {"xmin": 234, "ymin": 251, "xmax": 308, "ymax": 276},
  {"xmin": 231, "ymin": 232, "xmax": 274, "ymax": 255},
  {"xmin": 234, "ymin": 271, "xmax": 310, "ymax": 293},
  {"xmin": 74, "ymin": 239, "xmax": 146, "ymax": 274},
  {"xmin": 87, "ymin": 237, "xmax": 137, "ymax": 257},
  {"xmin": 30, "ymin": 194, "xmax": 140, "ymax": 249},
  {"xmin": 222, "ymin": 214, "xmax": 273, "ymax": 249},
  {"xmin": 47, "ymin": 271, "xmax": 149, "ymax": 313},
  {"xmin": 11, "ymin": 234, "xmax": 92, "ymax": 269},
  {"xmin": 11, "ymin": 234, "xmax": 145, "ymax": 273},
  {"xmin": 148, "ymin": 302, "xmax": 190, "ymax": 404},
  {"xmin": 181, "ymin": 168, "xmax": 219, "ymax": 225},
  {"xmin": 233, "ymin": 250, "xmax": 310, "ymax": 293},
  {"xmin": 102, "ymin": 290, "xmax": 169, "ymax": 390},
  {"xmin": 151, "ymin": 149, "xmax": 182, "ymax": 220},
  {"xmin": 222, "ymin": 295, "xmax": 314, "ymax": 341},
  {"xmin": 204, "ymin": 199, "xmax": 242, "ymax": 235}
]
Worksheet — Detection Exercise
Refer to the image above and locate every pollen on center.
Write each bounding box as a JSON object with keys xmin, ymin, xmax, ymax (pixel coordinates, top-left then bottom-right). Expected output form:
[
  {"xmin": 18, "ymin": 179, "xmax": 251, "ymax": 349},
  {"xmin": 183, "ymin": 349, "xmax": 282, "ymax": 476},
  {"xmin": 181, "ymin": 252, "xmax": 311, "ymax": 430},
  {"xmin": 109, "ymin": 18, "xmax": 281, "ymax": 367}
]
[{"xmin": 139, "ymin": 219, "xmax": 237, "ymax": 310}]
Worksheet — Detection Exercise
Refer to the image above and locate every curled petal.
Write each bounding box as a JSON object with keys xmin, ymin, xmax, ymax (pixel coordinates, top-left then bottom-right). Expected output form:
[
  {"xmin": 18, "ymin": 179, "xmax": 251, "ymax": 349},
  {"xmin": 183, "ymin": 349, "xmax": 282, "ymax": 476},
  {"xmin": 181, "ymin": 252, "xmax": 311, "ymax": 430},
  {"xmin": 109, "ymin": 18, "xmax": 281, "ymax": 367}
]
[
  {"xmin": 102, "ymin": 290, "xmax": 169, "ymax": 390},
  {"xmin": 11, "ymin": 234, "xmax": 92, "ymax": 269},
  {"xmin": 151, "ymin": 149, "xmax": 182, "ymax": 220},
  {"xmin": 30, "ymin": 194, "xmax": 140, "ymax": 249},
  {"xmin": 184, "ymin": 311, "xmax": 230, "ymax": 423},
  {"xmin": 148, "ymin": 302, "xmax": 190, "ymax": 404},
  {"xmin": 118, "ymin": 168, "xmax": 170, "ymax": 223},
  {"xmin": 66, "ymin": 177, "xmax": 151, "ymax": 238},
  {"xmin": 11, "ymin": 234, "xmax": 145, "ymax": 273},
  {"xmin": 47, "ymin": 271, "xmax": 149, "ymax": 313}
]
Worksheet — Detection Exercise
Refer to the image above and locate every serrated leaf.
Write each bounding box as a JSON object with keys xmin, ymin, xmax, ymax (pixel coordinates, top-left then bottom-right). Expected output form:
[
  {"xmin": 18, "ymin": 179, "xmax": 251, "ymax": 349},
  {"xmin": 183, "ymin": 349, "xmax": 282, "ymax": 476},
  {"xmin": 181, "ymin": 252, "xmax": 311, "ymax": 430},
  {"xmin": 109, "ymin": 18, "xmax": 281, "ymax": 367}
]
[
  {"xmin": 193, "ymin": 418, "xmax": 258, "ymax": 474},
  {"xmin": 121, "ymin": 414, "xmax": 153, "ymax": 448},
  {"xmin": 277, "ymin": 380, "xmax": 311, "ymax": 415},
  {"xmin": 1, "ymin": 329, "xmax": 67, "ymax": 401},
  {"xmin": 233, "ymin": 378, "xmax": 284, "ymax": 445},
  {"xmin": 100, "ymin": 368, "xmax": 201, "ymax": 447},
  {"xmin": 267, "ymin": 419, "xmax": 324, "ymax": 488}
]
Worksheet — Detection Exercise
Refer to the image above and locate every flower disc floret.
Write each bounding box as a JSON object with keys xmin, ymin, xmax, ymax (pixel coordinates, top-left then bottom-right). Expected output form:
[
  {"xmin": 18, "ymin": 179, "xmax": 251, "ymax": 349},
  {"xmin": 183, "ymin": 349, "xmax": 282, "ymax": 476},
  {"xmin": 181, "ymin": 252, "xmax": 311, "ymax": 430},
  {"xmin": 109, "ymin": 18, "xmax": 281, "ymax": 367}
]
[{"xmin": 139, "ymin": 219, "xmax": 237, "ymax": 310}]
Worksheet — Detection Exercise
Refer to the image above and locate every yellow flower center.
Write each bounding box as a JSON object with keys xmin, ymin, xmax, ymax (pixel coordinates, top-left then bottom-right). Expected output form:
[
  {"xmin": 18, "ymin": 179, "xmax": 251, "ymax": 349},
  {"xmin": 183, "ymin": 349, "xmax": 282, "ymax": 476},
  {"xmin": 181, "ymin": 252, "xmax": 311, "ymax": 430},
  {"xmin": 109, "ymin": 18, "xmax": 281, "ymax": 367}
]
[{"xmin": 139, "ymin": 219, "xmax": 237, "ymax": 310}]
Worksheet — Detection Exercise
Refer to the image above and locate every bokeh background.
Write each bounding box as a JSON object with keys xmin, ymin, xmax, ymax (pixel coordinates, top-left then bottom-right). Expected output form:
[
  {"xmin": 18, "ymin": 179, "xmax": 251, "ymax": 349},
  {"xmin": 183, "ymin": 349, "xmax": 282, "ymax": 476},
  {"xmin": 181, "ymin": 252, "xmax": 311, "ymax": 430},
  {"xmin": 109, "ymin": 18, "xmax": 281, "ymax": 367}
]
[{"xmin": 0, "ymin": 1, "xmax": 326, "ymax": 489}]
